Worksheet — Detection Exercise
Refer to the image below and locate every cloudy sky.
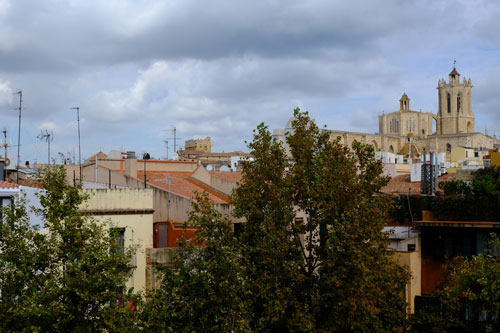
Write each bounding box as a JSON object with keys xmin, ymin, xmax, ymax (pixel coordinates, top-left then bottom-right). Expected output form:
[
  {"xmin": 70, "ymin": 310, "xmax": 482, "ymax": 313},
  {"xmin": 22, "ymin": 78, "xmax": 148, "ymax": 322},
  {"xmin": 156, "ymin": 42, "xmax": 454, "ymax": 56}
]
[{"xmin": 1, "ymin": 0, "xmax": 500, "ymax": 164}]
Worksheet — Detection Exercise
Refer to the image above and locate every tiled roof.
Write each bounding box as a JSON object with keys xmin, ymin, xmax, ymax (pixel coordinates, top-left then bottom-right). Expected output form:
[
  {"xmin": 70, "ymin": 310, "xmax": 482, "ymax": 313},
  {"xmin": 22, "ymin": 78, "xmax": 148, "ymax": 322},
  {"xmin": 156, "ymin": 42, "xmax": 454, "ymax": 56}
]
[
  {"xmin": 0, "ymin": 181, "xmax": 19, "ymax": 190},
  {"xmin": 382, "ymin": 175, "xmax": 418, "ymax": 195},
  {"xmin": 382, "ymin": 173, "xmax": 456, "ymax": 195},
  {"xmin": 210, "ymin": 171, "xmax": 243, "ymax": 183},
  {"xmin": 143, "ymin": 172, "xmax": 230, "ymax": 204}
]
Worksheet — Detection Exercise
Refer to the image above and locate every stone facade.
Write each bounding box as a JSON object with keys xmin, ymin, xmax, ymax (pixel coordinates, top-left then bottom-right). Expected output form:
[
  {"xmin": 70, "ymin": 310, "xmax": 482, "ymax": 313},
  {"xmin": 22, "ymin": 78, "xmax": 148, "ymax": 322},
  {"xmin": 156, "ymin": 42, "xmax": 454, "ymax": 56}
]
[
  {"xmin": 184, "ymin": 136, "xmax": 211, "ymax": 153},
  {"xmin": 328, "ymin": 67, "xmax": 499, "ymax": 155}
]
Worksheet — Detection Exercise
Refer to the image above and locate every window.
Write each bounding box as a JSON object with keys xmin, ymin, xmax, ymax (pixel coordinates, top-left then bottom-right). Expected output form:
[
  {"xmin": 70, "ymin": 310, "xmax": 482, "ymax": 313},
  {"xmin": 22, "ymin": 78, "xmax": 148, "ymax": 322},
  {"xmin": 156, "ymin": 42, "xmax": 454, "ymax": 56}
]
[
  {"xmin": 457, "ymin": 95, "xmax": 461, "ymax": 113},
  {"xmin": 446, "ymin": 143, "xmax": 452, "ymax": 152},
  {"xmin": 447, "ymin": 93, "xmax": 451, "ymax": 113},
  {"xmin": 421, "ymin": 227, "xmax": 500, "ymax": 258},
  {"xmin": 0, "ymin": 197, "xmax": 12, "ymax": 219},
  {"xmin": 111, "ymin": 228, "xmax": 125, "ymax": 253}
]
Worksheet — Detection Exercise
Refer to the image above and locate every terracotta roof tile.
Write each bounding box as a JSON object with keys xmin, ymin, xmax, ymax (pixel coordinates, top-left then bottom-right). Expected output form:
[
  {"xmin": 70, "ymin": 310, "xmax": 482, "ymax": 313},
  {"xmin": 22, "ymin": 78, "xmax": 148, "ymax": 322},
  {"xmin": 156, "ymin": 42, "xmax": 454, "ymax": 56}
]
[
  {"xmin": 0, "ymin": 181, "xmax": 19, "ymax": 190},
  {"xmin": 143, "ymin": 171, "xmax": 229, "ymax": 204},
  {"xmin": 209, "ymin": 171, "xmax": 243, "ymax": 183},
  {"xmin": 382, "ymin": 173, "xmax": 456, "ymax": 195}
]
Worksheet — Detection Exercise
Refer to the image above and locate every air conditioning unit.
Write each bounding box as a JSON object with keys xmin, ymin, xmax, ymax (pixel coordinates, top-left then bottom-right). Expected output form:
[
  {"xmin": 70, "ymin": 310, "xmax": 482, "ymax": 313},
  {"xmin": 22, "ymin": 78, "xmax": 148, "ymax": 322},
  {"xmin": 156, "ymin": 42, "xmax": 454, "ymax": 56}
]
[{"xmin": 2, "ymin": 156, "xmax": 15, "ymax": 170}]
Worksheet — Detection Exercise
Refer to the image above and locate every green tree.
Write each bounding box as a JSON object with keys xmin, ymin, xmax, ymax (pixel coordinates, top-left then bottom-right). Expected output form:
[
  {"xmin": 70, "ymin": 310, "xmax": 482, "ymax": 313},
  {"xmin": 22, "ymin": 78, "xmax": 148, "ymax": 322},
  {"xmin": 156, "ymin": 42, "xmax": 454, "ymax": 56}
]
[
  {"xmin": 143, "ymin": 109, "xmax": 409, "ymax": 332},
  {"xmin": 141, "ymin": 193, "xmax": 251, "ymax": 332},
  {"xmin": 433, "ymin": 166, "xmax": 500, "ymax": 221},
  {"xmin": 411, "ymin": 235, "xmax": 500, "ymax": 332},
  {"xmin": 0, "ymin": 165, "xmax": 136, "ymax": 332},
  {"xmin": 232, "ymin": 109, "xmax": 409, "ymax": 331}
]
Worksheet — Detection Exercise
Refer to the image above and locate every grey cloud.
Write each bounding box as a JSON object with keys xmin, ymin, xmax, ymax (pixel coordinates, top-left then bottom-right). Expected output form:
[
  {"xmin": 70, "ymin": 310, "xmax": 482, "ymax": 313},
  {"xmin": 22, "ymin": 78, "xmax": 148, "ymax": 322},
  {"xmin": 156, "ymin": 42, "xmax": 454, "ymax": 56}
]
[
  {"xmin": 1, "ymin": 0, "xmax": 499, "ymax": 163},
  {"xmin": 0, "ymin": 0, "xmax": 443, "ymax": 69}
]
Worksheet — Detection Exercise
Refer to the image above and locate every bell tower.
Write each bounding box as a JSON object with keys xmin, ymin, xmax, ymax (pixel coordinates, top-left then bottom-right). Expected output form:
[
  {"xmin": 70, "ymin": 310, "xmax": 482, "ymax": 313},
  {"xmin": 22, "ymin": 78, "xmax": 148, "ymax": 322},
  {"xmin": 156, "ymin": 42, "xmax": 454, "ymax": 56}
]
[{"xmin": 437, "ymin": 66, "xmax": 474, "ymax": 134}]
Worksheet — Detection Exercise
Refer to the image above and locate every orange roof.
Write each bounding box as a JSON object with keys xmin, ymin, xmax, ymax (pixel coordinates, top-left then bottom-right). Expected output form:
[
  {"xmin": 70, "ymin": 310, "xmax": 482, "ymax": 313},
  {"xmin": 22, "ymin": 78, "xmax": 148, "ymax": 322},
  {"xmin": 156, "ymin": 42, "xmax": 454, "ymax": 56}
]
[
  {"xmin": 0, "ymin": 181, "xmax": 19, "ymax": 190},
  {"xmin": 143, "ymin": 171, "xmax": 230, "ymax": 204},
  {"xmin": 209, "ymin": 171, "xmax": 243, "ymax": 183},
  {"xmin": 382, "ymin": 173, "xmax": 456, "ymax": 195}
]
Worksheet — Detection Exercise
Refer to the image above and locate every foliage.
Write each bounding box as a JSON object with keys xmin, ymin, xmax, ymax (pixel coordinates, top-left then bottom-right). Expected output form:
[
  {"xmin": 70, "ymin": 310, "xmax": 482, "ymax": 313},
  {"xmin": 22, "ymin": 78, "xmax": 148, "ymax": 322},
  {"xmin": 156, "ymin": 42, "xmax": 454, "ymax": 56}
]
[
  {"xmin": 411, "ymin": 235, "xmax": 500, "ymax": 332},
  {"xmin": 0, "ymin": 165, "xmax": 136, "ymax": 332},
  {"xmin": 140, "ymin": 192, "xmax": 251, "ymax": 332},
  {"xmin": 391, "ymin": 195, "xmax": 431, "ymax": 224},
  {"xmin": 231, "ymin": 109, "xmax": 409, "ymax": 332},
  {"xmin": 433, "ymin": 166, "xmax": 500, "ymax": 221},
  {"xmin": 144, "ymin": 109, "xmax": 409, "ymax": 332}
]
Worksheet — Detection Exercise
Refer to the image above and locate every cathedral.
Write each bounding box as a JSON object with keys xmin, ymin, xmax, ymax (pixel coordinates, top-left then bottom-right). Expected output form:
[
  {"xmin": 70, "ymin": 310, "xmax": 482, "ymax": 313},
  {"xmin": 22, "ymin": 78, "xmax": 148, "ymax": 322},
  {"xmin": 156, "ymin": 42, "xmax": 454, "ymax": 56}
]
[{"xmin": 329, "ymin": 66, "xmax": 499, "ymax": 155}]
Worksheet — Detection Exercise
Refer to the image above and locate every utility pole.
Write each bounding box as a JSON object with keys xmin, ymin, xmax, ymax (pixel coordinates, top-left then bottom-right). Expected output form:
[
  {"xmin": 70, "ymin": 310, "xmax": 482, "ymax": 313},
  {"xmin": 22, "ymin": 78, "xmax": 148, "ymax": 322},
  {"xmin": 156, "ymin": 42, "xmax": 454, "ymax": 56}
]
[
  {"xmin": 13, "ymin": 91, "xmax": 22, "ymax": 184},
  {"xmin": 71, "ymin": 107, "xmax": 82, "ymax": 182}
]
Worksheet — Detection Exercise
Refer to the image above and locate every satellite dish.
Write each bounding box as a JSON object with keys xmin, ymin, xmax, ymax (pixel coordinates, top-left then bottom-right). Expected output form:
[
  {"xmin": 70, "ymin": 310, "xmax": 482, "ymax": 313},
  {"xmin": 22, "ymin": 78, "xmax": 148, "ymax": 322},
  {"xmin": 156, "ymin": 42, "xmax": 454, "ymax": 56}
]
[
  {"xmin": 4, "ymin": 157, "xmax": 10, "ymax": 166},
  {"xmin": 206, "ymin": 165, "xmax": 213, "ymax": 171}
]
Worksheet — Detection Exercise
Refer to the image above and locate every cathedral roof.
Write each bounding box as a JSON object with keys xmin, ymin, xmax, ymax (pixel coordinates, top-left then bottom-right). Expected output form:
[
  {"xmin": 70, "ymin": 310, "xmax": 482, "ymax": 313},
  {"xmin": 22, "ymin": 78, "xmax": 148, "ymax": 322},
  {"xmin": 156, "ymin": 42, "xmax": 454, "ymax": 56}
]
[
  {"xmin": 399, "ymin": 142, "xmax": 424, "ymax": 158},
  {"xmin": 449, "ymin": 66, "xmax": 459, "ymax": 76}
]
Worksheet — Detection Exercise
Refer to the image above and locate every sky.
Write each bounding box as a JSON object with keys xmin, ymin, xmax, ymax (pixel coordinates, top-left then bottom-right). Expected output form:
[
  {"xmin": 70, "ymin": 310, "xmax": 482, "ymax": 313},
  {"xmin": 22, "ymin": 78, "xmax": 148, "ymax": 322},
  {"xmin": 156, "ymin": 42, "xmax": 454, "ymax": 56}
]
[{"xmin": 1, "ymin": 0, "xmax": 500, "ymax": 164}]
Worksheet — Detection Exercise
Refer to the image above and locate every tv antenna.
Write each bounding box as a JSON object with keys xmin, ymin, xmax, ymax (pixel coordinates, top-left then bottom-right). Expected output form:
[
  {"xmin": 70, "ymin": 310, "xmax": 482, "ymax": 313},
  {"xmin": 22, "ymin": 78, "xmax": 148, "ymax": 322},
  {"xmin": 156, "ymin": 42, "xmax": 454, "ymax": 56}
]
[
  {"xmin": 163, "ymin": 140, "xmax": 169, "ymax": 160},
  {"xmin": 1, "ymin": 129, "xmax": 15, "ymax": 179},
  {"xmin": 164, "ymin": 126, "xmax": 183, "ymax": 153},
  {"xmin": 13, "ymin": 90, "xmax": 22, "ymax": 183},
  {"xmin": 70, "ymin": 107, "xmax": 82, "ymax": 181},
  {"xmin": 37, "ymin": 130, "xmax": 54, "ymax": 165}
]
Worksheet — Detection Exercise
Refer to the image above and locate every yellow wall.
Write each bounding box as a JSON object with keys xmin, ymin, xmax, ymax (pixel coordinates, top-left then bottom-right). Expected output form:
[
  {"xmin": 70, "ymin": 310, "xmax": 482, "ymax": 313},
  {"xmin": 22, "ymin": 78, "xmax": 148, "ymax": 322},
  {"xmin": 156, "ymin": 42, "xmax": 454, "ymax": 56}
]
[
  {"xmin": 81, "ymin": 188, "xmax": 154, "ymax": 293},
  {"xmin": 396, "ymin": 163, "xmax": 411, "ymax": 175},
  {"xmin": 491, "ymin": 151, "xmax": 500, "ymax": 167},
  {"xmin": 392, "ymin": 239, "xmax": 422, "ymax": 314}
]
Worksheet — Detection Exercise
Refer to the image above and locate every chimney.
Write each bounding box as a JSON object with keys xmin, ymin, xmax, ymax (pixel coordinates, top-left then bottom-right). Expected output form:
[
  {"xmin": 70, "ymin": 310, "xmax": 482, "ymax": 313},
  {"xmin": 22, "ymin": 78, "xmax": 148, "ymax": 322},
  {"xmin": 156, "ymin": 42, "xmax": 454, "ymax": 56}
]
[{"xmin": 124, "ymin": 151, "xmax": 137, "ymax": 179}]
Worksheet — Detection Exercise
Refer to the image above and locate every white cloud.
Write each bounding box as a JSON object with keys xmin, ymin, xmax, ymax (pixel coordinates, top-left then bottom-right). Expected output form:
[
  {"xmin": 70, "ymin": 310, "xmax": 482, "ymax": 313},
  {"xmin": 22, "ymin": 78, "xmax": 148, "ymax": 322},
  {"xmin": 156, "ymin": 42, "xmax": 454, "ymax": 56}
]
[{"xmin": 0, "ymin": 78, "xmax": 12, "ymax": 105}]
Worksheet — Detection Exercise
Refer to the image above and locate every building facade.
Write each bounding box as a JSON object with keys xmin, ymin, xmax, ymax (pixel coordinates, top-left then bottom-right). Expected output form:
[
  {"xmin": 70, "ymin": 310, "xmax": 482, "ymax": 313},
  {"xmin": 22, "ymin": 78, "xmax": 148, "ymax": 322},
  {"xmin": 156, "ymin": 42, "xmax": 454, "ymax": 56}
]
[
  {"xmin": 325, "ymin": 67, "xmax": 499, "ymax": 155},
  {"xmin": 184, "ymin": 136, "xmax": 212, "ymax": 153}
]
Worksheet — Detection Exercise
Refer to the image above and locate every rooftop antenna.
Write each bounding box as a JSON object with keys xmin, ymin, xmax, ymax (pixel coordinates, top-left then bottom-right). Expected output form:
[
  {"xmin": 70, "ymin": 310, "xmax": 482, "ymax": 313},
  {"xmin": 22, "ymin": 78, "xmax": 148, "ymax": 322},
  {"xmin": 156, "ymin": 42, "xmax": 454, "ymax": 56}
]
[
  {"xmin": 70, "ymin": 107, "xmax": 82, "ymax": 182},
  {"xmin": 13, "ymin": 90, "xmax": 22, "ymax": 183},
  {"xmin": 1, "ymin": 129, "xmax": 8, "ymax": 180},
  {"xmin": 37, "ymin": 130, "xmax": 54, "ymax": 166},
  {"xmin": 1, "ymin": 129, "xmax": 8, "ymax": 161},
  {"xmin": 164, "ymin": 126, "xmax": 183, "ymax": 153},
  {"xmin": 163, "ymin": 140, "xmax": 169, "ymax": 160}
]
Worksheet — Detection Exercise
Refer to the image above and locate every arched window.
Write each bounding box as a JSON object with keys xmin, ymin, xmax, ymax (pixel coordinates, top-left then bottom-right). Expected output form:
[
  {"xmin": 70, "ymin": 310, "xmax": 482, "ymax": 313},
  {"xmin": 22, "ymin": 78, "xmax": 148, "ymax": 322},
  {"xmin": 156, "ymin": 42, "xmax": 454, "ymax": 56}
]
[
  {"xmin": 447, "ymin": 93, "xmax": 451, "ymax": 113},
  {"xmin": 446, "ymin": 143, "xmax": 451, "ymax": 152},
  {"xmin": 457, "ymin": 94, "xmax": 461, "ymax": 113}
]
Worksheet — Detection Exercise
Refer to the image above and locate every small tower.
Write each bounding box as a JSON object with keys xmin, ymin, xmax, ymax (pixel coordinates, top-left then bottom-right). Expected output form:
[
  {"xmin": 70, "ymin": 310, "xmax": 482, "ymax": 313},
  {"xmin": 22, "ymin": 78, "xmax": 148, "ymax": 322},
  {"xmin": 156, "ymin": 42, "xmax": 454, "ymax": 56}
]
[
  {"xmin": 400, "ymin": 93, "xmax": 410, "ymax": 111},
  {"xmin": 437, "ymin": 65, "xmax": 474, "ymax": 134}
]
